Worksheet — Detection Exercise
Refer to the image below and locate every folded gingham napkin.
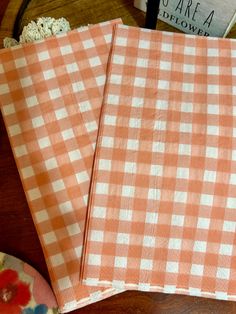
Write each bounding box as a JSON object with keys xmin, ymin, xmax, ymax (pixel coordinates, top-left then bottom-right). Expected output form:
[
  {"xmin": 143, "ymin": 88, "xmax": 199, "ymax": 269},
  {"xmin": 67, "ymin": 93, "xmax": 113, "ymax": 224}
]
[
  {"xmin": 0, "ymin": 19, "xmax": 123, "ymax": 313},
  {"xmin": 82, "ymin": 24, "xmax": 236, "ymax": 301}
]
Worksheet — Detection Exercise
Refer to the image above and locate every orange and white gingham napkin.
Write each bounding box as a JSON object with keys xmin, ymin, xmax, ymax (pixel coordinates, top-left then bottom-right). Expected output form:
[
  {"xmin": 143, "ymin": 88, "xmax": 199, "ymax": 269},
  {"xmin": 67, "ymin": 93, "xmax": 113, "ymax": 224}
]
[
  {"xmin": 82, "ymin": 24, "xmax": 236, "ymax": 301},
  {"xmin": 0, "ymin": 19, "xmax": 123, "ymax": 313}
]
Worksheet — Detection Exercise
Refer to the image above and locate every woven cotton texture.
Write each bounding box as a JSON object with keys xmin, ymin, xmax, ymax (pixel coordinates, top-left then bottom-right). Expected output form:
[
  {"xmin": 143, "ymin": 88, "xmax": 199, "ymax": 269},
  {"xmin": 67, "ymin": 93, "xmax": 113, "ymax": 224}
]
[
  {"xmin": 82, "ymin": 24, "xmax": 236, "ymax": 301},
  {"xmin": 0, "ymin": 19, "xmax": 123, "ymax": 313}
]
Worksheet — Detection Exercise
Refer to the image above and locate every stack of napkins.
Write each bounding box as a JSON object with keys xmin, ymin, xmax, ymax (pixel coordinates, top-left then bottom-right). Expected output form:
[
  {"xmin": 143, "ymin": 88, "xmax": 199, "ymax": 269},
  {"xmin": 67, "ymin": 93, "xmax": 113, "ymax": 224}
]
[
  {"xmin": 1, "ymin": 18, "xmax": 236, "ymax": 313},
  {"xmin": 0, "ymin": 19, "xmax": 123, "ymax": 313}
]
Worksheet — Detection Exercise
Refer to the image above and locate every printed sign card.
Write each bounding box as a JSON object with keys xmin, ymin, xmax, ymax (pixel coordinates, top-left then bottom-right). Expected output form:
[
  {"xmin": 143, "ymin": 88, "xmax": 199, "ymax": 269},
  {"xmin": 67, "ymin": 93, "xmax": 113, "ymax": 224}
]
[{"xmin": 134, "ymin": 0, "xmax": 236, "ymax": 37}]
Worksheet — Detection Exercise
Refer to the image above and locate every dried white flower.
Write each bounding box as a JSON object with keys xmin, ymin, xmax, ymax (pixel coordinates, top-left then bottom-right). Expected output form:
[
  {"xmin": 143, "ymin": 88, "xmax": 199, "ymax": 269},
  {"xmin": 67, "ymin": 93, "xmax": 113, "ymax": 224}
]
[
  {"xmin": 51, "ymin": 17, "xmax": 71, "ymax": 35},
  {"xmin": 19, "ymin": 20, "xmax": 42, "ymax": 43},
  {"xmin": 3, "ymin": 37, "xmax": 19, "ymax": 48},
  {"xmin": 37, "ymin": 17, "xmax": 55, "ymax": 38}
]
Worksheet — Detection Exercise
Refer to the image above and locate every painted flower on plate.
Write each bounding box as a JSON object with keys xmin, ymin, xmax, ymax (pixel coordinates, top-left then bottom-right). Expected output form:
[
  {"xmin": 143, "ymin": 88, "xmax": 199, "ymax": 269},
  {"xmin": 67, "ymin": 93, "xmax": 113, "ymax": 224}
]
[
  {"xmin": 22, "ymin": 304, "xmax": 48, "ymax": 314},
  {"xmin": 0, "ymin": 269, "xmax": 31, "ymax": 314}
]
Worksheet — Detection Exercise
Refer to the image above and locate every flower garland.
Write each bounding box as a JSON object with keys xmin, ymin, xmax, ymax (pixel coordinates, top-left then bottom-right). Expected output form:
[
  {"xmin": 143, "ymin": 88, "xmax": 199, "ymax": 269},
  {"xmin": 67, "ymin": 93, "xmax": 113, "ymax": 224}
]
[{"xmin": 4, "ymin": 17, "xmax": 71, "ymax": 48}]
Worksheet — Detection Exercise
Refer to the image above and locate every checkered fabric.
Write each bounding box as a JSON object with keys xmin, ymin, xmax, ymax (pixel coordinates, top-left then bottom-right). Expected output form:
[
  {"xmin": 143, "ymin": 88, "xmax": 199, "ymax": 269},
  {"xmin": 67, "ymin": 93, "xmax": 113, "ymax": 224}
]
[
  {"xmin": 0, "ymin": 19, "xmax": 123, "ymax": 313},
  {"xmin": 82, "ymin": 24, "xmax": 236, "ymax": 301}
]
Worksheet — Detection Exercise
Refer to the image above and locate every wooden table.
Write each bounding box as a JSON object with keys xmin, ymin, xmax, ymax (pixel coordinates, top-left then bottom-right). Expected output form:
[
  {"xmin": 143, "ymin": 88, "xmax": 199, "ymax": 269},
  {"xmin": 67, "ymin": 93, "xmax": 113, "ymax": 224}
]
[{"xmin": 1, "ymin": 1, "xmax": 236, "ymax": 313}]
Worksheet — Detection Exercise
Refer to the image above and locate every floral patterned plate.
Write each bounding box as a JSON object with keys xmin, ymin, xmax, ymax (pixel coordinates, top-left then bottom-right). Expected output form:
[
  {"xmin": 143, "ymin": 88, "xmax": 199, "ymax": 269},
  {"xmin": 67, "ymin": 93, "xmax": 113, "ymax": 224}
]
[{"xmin": 0, "ymin": 252, "xmax": 58, "ymax": 314}]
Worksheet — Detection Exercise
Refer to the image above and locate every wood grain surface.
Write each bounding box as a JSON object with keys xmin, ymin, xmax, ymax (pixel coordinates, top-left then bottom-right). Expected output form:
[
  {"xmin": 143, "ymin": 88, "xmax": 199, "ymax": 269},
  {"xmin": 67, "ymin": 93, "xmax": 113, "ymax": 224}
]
[
  {"xmin": 1, "ymin": 1, "xmax": 236, "ymax": 313},
  {"xmin": 0, "ymin": 0, "xmax": 10, "ymax": 24},
  {"xmin": 0, "ymin": 0, "xmax": 24, "ymax": 47}
]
